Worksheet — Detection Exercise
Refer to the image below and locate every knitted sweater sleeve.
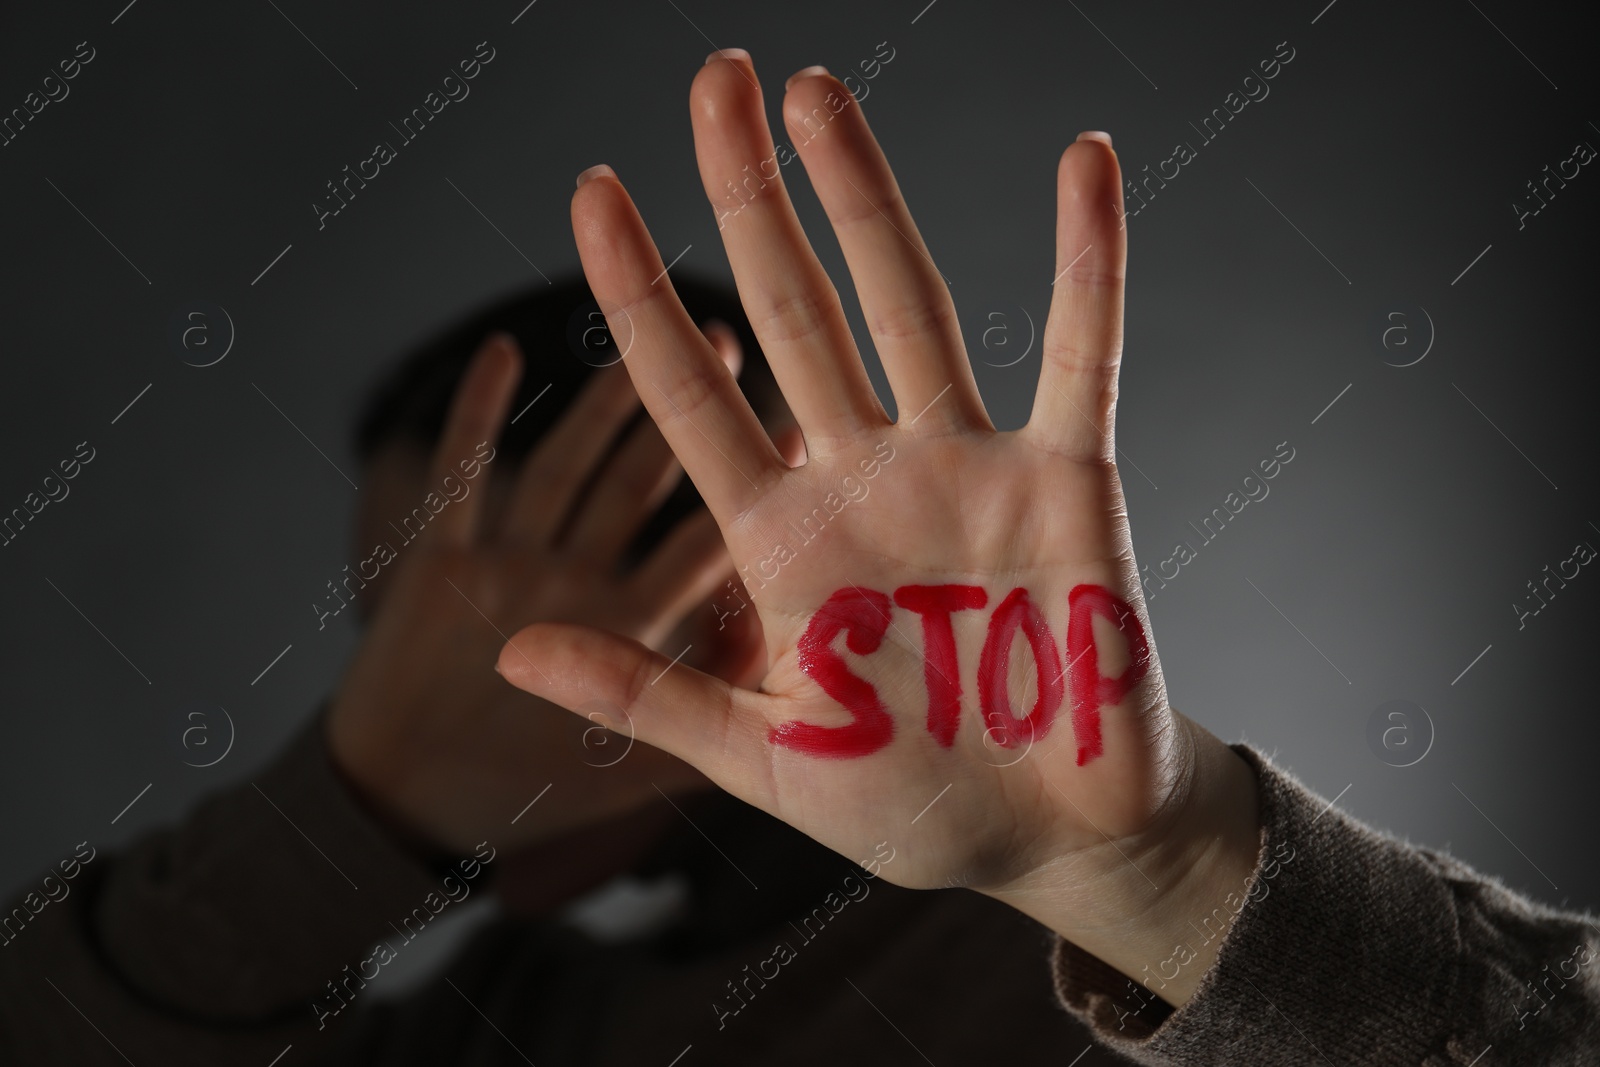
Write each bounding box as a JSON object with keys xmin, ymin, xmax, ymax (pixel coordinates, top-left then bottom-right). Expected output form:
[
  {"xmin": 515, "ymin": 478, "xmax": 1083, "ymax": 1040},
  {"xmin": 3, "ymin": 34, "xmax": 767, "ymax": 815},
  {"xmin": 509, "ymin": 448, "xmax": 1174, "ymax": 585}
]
[{"xmin": 1049, "ymin": 745, "xmax": 1600, "ymax": 1064}]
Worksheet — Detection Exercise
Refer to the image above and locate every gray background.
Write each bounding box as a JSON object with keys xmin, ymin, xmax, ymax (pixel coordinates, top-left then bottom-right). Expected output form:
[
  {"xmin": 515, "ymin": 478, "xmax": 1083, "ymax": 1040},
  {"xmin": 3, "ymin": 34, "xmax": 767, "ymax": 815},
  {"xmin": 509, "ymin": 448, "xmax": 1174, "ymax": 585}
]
[{"xmin": 2, "ymin": 0, "xmax": 1597, "ymax": 932}]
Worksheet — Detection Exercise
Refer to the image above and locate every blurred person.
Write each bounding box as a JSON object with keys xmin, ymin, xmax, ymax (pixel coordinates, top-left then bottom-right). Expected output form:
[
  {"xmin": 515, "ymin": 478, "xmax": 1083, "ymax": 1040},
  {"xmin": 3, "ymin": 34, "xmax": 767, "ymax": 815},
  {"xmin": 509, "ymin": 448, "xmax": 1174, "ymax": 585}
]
[
  {"xmin": 0, "ymin": 274, "xmax": 1133, "ymax": 1063},
  {"xmin": 3, "ymin": 48, "xmax": 1598, "ymax": 1067}
]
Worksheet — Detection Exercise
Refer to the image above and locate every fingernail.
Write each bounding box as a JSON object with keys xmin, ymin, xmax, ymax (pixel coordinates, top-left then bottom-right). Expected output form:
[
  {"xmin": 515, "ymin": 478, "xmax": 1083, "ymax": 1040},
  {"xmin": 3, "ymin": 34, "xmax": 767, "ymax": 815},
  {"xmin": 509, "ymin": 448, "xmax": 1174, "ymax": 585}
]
[
  {"xmin": 576, "ymin": 163, "xmax": 615, "ymax": 188},
  {"xmin": 705, "ymin": 47, "xmax": 750, "ymax": 66},
  {"xmin": 1076, "ymin": 130, "xmax": 1114, "ymax": 148},
  {"xmin": 785, "ymin": 64, "xmax": 829, "ymax": 89},
  {"xmin": 493, "ymin": 662, "xmax": 503, "ymax": 675}
]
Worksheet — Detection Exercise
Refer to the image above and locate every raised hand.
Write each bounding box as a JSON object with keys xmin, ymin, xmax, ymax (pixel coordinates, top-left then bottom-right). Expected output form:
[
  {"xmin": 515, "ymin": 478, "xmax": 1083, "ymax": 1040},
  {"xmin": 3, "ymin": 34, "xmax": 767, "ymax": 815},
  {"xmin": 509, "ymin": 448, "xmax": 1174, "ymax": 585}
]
[
  {"xmin": 327, "ymin": 325, "xmax": 764, "ymax": 859},
  {"xmin": 499, "ymin": 50, "xmax": 1260, "ymax": 1003}
]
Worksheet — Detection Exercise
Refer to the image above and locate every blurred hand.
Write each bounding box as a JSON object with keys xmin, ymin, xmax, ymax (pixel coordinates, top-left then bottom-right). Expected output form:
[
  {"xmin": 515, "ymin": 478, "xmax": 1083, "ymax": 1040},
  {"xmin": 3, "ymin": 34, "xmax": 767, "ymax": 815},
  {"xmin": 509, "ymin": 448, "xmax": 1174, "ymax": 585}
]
[
  {"xmin": 499, "ymin": 51, "xmax": 1260, "ymax": 1004},
  {"xmin": 327, "ymin": 324, "xmax": 764, "ymax": 857}
]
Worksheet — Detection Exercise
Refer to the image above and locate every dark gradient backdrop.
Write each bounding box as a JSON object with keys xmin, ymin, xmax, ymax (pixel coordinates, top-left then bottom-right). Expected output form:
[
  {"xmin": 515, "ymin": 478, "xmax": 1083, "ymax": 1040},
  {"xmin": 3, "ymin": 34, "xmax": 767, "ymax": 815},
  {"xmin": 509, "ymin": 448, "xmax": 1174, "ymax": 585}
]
[{"xmin": 2, "ymin": 0, "xmax": 1597, "ymax": 994}]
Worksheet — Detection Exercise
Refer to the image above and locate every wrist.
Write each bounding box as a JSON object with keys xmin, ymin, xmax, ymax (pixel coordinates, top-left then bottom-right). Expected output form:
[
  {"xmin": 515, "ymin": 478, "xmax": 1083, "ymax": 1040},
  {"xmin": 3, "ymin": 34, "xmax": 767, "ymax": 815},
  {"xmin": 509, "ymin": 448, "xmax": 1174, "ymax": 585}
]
[
  {"xmin": 986, "ymin": 713, "xmax": 1262, "ymax": 1007},
  {"xmin": 322, "ymin": 706, "xmax": 463, "ymax": 869}
]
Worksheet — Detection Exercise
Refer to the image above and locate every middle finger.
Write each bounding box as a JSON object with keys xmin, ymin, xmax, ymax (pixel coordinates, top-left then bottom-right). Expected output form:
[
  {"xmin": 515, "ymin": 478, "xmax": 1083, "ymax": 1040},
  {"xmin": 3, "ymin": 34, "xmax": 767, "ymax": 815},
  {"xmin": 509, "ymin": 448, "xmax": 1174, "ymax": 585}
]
[{"xmin": 692, "ymin": 50, "xmax": 889, "ymax": 447}]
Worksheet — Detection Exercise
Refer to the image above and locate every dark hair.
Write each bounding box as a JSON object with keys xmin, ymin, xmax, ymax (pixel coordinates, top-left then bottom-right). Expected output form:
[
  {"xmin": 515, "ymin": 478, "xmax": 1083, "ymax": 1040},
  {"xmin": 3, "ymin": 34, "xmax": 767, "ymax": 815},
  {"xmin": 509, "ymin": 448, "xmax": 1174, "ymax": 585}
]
[{"xmin": 352, "ymin": 272, "xmax": 788, "ymax": 558}]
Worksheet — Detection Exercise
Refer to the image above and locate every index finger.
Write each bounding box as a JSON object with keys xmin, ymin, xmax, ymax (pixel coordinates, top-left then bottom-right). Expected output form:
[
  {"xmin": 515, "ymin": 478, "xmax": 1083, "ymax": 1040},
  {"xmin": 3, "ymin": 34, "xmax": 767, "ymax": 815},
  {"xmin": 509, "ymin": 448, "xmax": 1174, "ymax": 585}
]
[{"xmin": 571, "ymin": 165, "xmax": 787, "ymax": 527}]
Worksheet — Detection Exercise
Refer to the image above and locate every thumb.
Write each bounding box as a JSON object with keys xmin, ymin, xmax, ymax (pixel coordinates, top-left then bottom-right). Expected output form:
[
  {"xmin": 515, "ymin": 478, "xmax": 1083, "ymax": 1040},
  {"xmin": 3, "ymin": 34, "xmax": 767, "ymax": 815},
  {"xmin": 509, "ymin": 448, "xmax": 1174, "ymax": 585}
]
[{"xmin": 497, "ymin": 622, "xmax": 772, "ymax": 803}]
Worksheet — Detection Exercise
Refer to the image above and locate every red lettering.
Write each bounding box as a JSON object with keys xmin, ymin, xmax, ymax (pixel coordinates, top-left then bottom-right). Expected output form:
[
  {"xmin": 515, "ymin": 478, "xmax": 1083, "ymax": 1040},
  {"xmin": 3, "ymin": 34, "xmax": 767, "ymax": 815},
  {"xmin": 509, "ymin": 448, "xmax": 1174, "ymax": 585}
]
[
  {"xmin": 1065, "ymin": 584, "xmax": 1150, "ymax": 766},
  {"xmin": 773, "ymin": 582, "xmax": 1150, "ymax": 764},
  {"xmin": 892, "ymin": 584, "xmax": 987, "ymax": 747},
  {"xmin": 770, "ymin": 587, "xmax": 894, "ymax": 758},
  {"xmin": 977, "ymin": 588, "xmax": 1064, "ymax": 749}
]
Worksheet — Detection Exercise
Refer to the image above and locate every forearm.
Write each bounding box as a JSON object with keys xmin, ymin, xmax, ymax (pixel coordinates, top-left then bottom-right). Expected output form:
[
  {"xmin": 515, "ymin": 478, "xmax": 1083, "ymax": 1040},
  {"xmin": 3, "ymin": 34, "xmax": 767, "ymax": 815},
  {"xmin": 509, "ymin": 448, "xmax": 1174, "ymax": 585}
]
[{"xmin": 0, "ymin": 707, "xmax": 450, "ymax": 1062}]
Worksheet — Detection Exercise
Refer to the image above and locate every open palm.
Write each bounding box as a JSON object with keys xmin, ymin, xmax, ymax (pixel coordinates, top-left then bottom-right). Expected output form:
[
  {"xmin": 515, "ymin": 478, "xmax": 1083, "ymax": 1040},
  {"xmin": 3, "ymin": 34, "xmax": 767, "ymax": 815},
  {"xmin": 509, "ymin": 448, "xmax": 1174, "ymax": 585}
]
[{"xmin": 500, "ymin": 52, "xmax": 1208, "ymax": 930}]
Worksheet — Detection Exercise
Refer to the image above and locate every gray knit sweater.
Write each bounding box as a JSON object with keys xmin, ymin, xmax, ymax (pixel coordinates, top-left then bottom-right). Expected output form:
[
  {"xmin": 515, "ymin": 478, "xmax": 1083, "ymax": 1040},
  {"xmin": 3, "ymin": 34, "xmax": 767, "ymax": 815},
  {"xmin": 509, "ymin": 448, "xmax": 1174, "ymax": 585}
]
[{"xmin": 2, "ymin": 717, "xmax": 1595, "ymax": 1064}]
